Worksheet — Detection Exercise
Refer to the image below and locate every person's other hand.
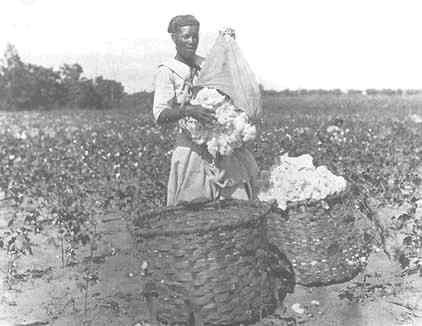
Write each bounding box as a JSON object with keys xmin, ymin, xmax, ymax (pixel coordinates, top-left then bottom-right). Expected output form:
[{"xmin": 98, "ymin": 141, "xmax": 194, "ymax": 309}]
[{"xmin": 185, "ymin": 105, "xmax": 216, "ymax": 124}]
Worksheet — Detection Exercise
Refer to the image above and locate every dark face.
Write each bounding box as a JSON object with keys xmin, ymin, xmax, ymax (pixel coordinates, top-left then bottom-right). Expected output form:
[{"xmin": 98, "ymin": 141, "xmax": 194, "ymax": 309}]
[{"xmin": 172, "ymin": 25, "xmax": 199, "ymax": 62}]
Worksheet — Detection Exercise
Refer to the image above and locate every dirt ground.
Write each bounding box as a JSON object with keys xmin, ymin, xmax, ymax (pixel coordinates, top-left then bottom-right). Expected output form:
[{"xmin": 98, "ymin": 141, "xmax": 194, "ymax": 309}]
[{"xmin": 1, "ymin": 202, "xmax": 422, "ymax": 326}]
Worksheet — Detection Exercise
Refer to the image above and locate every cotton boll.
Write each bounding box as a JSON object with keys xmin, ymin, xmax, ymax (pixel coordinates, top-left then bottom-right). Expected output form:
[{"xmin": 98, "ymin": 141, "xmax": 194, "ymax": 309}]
[
  {"xmin": 232, "ymin": 115, "xmax": 246, "ymax": 132},
  {"xmin": 337, "ymin": 177, "xmax": 347, "ymax": 191},
  {"xmin": 207, "ymin": 137, "xmax": 219, "ymax": 157},
  {"xmin": 311, "ymin": 191, "xmax": 322, "ymax": 201},
  {"xmin": 327, "ymin": 125, "xmax": 341, "ymax": 133},
  {"xmin": 258, "ymin": 153, "xmax": 348, "ymax": 209},
  {"xmin": 242, "ymin": 124, "xmax": 257, "ymax": 142},
  {"xmin": 316, "ymin": 165, "xmax": 330, "ymax": 175},
  {"xmin": 219, "ymin": 141, "xmax": 233, "ymax": 156},
  {"xmin": 193, "ymin": 88, "xmax": 226, "ymax": 108},
  {"xmin": 190, "ymin": 97, "xmax": 200, "ymax": 106},
  {"xmin": 297, "ymin": 154, "xmax": 314, "ymax": 169},
  {"xmin": 185, "ymin": 87, "xmax": 257, "ymax": 156},
  {"xmin": 278, "ymin": 200, "xmax": 288, "ymax": 210},
  {"xmin": 216, "ymin": 108, "xmax": 233, "ymax": 125},
  {"xmin": 226, "ymin": 133, "xmax": 242, "ymax": 149},
  {"xmin": 180, "ymin": 117, "xmax": 207, "ymax": 143}
]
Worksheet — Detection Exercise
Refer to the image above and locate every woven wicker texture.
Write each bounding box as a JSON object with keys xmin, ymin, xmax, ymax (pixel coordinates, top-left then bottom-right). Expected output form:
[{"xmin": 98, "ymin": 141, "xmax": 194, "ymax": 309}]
[
  {"xmin": 267, "ymin": 189, "xmax": 374, "ymax": 286},
  {"xmin": 131, "ymin": 200, "xmax": 293, "ymax": 325}
]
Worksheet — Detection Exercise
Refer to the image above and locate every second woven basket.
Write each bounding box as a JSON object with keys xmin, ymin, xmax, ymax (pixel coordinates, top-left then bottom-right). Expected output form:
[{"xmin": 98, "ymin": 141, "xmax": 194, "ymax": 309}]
[{"xmin": 267, "ymin": 188, "xmax": 374, "ymax": 286}]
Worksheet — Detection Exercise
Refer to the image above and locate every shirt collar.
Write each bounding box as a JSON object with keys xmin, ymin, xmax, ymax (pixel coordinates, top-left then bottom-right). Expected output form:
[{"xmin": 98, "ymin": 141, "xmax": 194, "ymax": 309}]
[{"xmin": 159, "ymin": 56, "xmax": 204, "ymax": 80}]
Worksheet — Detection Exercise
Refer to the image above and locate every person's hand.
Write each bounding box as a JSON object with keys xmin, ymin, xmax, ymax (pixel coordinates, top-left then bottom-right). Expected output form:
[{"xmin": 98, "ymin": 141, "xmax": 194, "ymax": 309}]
[{"xmin": 184, "ymin": 105, "xmax": 216, "ymax": 124}]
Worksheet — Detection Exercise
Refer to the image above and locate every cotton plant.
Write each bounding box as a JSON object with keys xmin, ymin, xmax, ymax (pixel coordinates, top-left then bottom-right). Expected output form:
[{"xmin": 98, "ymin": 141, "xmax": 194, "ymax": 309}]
[
  {"xmin": 179, "ymin": 87, "xmax": 257, "ymax": 157},
  {"xmin": 258, "ymin": 153, "xmax": 347, "ymax": 210}
]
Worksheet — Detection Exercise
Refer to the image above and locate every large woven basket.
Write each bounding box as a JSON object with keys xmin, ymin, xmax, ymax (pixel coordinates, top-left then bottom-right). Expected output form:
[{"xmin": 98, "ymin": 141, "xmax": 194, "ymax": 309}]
[
  {"xmin": 131, "ymin": 200, "xmax": 294, "ymax": 325},
  {"xmin": 267, "ymin": 187, "xmax": 374, "ymax": 286}
]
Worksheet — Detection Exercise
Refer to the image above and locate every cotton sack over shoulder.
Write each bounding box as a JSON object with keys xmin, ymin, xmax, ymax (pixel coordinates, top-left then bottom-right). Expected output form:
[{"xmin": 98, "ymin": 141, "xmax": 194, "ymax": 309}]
[{"xmin": 196, "ymin": 31, "xmax": 263, "ymax": 121}]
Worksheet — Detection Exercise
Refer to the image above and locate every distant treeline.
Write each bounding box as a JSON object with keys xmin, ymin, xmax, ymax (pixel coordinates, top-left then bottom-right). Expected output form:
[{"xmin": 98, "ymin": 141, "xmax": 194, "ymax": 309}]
[
  {"xmin": 120, "ymin": 91, "xmax": 154, "ymax": 111},
  {"xmin": 261, "ymin": 88, "xmax": 422, "ymax": 96},
  {"xmin": 0, "ymin": 44, "xmax": 125, "ymax": 110},
  {"xmin": 1, "ymin": 43, "xmax": 421, "ymax": 111},
  {"xmin": 124, "ymin": 87, "xmax": 422, "ymax": 116}
]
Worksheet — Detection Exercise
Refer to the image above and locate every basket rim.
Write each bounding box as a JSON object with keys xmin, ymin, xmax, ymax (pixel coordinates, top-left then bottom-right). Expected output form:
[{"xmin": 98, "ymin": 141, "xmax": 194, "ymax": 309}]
[
  {"xmin": 132, "ymin": 199, "xmax": 273, "ymax": 238},
  {"xmin": 274, "ymin": 184, "xmax": 354, "ymax": 211}
]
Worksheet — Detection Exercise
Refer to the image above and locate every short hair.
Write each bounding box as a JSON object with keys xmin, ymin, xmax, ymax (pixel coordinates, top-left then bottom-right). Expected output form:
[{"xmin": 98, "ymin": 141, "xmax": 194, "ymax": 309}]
[{"xmin": 167, "ymin": 15, "xmax": 200, "ymax": 34}]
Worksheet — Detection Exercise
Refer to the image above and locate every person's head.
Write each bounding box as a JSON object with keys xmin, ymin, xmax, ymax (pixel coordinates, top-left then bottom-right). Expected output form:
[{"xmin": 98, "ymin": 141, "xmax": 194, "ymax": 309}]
[{"xmin": 168, "ymin": 15, "xmax": 200, "ymax": 63}]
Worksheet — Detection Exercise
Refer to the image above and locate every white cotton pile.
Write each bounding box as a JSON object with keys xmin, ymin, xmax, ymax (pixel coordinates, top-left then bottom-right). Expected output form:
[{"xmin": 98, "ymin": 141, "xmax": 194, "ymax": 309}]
[
  {"xmin": 258, "ymin": 153, "xmax": 347, "ymax": 210},
  {"xmin": 180, "ymin": 87, "xmax": 256, "ymax": 157},
  {"xmin": 409, "ymin": 113, "xmax": 422, "ymax": 124}
]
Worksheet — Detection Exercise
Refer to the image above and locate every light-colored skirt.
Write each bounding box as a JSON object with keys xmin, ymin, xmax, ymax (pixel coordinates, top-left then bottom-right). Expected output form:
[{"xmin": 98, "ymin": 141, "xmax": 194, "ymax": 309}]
[{"xmin": 166, "ymin": 137, "xmax": 258, "ymax": 206}]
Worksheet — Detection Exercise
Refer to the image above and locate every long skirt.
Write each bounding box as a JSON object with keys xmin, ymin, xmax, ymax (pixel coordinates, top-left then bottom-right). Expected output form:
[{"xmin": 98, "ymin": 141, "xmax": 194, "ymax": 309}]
[{"xmin": 166, "ymin": 144, "xmax": 258, "ymax": 206}]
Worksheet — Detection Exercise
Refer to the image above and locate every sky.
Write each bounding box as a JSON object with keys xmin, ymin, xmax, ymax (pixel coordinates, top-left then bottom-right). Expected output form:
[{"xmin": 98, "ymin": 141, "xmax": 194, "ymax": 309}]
[{"xmin": 2, "ymin": 0, "xmax": 422, "ymax": 93}]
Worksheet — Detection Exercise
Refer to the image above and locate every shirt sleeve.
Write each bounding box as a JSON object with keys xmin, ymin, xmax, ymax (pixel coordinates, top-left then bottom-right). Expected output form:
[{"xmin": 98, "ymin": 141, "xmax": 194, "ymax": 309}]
[{"xmin": 152, "ymin": 66, "xmax": 175, "ymax": 122}]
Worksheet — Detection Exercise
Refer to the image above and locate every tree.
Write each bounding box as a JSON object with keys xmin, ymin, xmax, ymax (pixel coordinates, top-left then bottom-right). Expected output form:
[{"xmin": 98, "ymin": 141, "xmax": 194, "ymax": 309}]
[
  {"xmin": 1, "ymin": 44, "xmax": 30, "ymax": 108},
  {"xmin": 74, "ymin": 78, "xmax": 100, "ymax": 109},
  {"xmin": 0, "ymin": 44, "xmax": 62, "ymax": 109},
  {"xmin": 3, "ymin": 44, "xmax": 22, "ymax": 69},
  {"xmin": 59, "ymin": 66, "xmax": 125, "ymax": 109},
  {"xmin": 347, "ymin": 89, "xmax": 362, "ymax": 95},
  {"xmin": 0, "ymin": 45, "xmax": 127, "ymax": 110},
  {"xmin": 93, "ymin": 76, "xmax": 125, "ymax": 109},
  {"xmin": 366, "ymin": 89, "xmax": 378, "ymax": 96},
  {"xmin": 24, "ymin": 63, "xmax": 62, "ymax": 109},
  {"xmin": 60, "ymin": 63, "xmax": 83, "ymax": 82},
  {"xmin": 59, "ymin": 63, "xmax": 84, "ymax": 107}
]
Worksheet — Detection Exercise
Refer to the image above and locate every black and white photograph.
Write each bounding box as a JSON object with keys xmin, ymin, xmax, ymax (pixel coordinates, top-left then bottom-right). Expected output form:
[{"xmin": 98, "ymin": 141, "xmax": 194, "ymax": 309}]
[{"xmin": 1, "ymin": 1, "xmax": 422, "ymax": 325}]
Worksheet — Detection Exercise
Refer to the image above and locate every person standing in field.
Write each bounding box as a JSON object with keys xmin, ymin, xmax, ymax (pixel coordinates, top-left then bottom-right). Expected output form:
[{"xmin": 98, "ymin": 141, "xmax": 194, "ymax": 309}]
[{"xmin": 153, "ymin": 15, "xmax": 258, "ymax": 206}]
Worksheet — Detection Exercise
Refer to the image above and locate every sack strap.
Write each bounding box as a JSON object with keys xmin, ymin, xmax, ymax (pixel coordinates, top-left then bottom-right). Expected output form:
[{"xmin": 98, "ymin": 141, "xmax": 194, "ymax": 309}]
[{"xmin": 180, "ymin": 65, "xmax": 201, "ymax": 106}]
